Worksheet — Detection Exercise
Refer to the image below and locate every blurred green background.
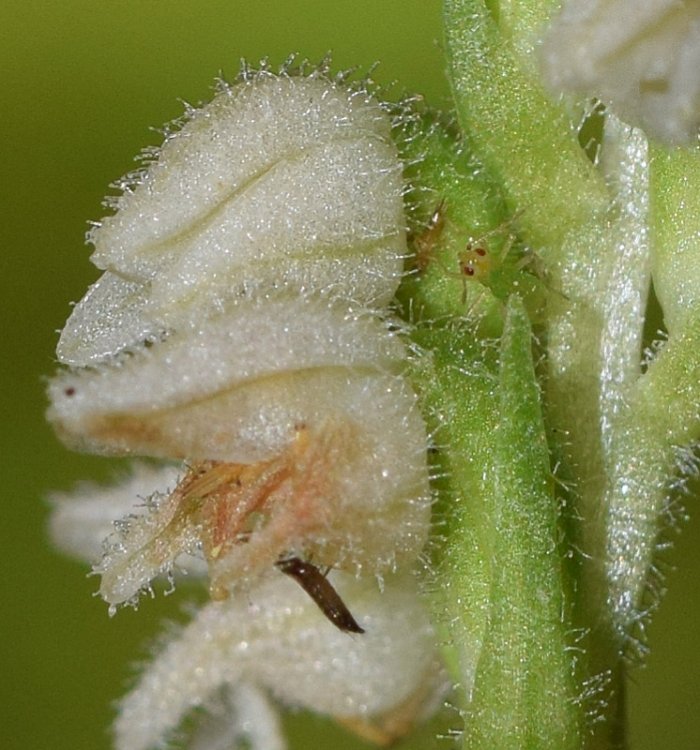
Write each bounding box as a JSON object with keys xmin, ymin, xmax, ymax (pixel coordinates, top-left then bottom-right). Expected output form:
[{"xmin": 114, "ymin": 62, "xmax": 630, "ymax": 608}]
[{"xmin": 1, "ymin": 2, "xmax": 697, "ymax": 749}]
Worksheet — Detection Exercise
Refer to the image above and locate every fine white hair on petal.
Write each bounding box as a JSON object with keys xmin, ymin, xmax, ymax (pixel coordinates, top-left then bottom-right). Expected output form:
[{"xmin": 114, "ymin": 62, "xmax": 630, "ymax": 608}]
[
  {"xmin": 58, "ymin": 73, "xmax": 406, "ymax": 366},
  {"xmin": 188, "ymin": 684, "xmax": 285, "ymax": 750},
  {"xmin": 48, "ymin": 463, "xmax": 183, "ymax": 564},
  {"xmin": 541, "ymin": 0, "xmax": 700, "ymax": 144},
  {"xmin": 114, "ymin": 572, "xmax": 440, "ymax": 750}
]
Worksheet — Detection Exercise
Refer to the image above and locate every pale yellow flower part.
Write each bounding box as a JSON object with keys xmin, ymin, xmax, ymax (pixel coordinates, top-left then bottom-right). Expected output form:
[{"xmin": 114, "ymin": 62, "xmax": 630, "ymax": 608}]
[{"xmin": 542, "ymin": 0, "xmax": 700, "ymax": 144}]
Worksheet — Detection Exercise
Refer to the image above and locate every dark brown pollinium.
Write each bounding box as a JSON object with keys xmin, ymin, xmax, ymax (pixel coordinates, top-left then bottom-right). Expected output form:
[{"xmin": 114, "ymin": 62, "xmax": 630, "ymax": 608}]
[{"xmin": 276, "ymin": 556, "xmax": 365, "ymax": 634}]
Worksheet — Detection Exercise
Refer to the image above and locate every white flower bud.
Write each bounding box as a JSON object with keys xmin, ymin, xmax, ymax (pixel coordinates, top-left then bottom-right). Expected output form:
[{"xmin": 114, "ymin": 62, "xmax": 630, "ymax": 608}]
[{"xmin": 541, "ymin": 0, "xmax": 700, "ymax": 144}]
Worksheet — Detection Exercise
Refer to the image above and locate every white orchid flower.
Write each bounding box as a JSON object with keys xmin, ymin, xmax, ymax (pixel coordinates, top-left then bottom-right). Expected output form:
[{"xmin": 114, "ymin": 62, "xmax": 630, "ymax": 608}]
[
  {"xmin": 48, "ymin": 297, "xmax": 430, "ymax": 608},
  {"xmin": 47, "ymin": 64, "xmax": 441, "ymax": 749}
]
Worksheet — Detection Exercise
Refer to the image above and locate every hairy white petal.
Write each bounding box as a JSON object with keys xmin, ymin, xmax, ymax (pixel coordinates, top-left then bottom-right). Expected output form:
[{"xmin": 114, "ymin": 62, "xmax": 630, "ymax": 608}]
[
  {"xmin": 48, "ymin": 463, "xmax": 182, "ymax": 563},
  {"xmin": 49, "ymin": 297, "xmax": 406, "ymax": 455},
  {"xmin": 542, "ymin": 0, "xmax": 700, "ymax": 143},
  {"xmin": 56, "ymin": 272, "xmax": 158, "ymax": 367},
  {"xmin": 58, "ymin": 74, "xmax": 405, "ymax": 365},
  {"xmin": 95, "ymin": 494, "xmax": 206, "ymax": 610},
  {"xmin": 188, "ymin": 684, "xmax": 285, "ymax": 750},
  {"xmin": 56, "ymin": 271, "xmax": 164, "ymax": 367},
  {"xmin": 114, "ymin": 573, "xmax": 440, "ymax": 750},
  {"xmin": 141, "ymin": 136, "xmax": 404, "ymax": 322},
  {"xmin": 92, "ymin": 75, "xmax": 393, "ymax": 272}
]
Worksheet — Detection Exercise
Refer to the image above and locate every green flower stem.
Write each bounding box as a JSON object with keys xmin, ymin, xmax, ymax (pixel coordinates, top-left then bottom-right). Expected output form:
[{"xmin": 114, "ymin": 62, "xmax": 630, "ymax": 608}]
[
  {"xmin": 443, "ymin": 0, "xmax": 608, "ymax": 251},
  {"xmin": 443, "ymin": 0, "xmax": 656, "ymax": 647},
  {"xmin": 399, "ymin": 4, "xmax": 700, "ymax": 748}
]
